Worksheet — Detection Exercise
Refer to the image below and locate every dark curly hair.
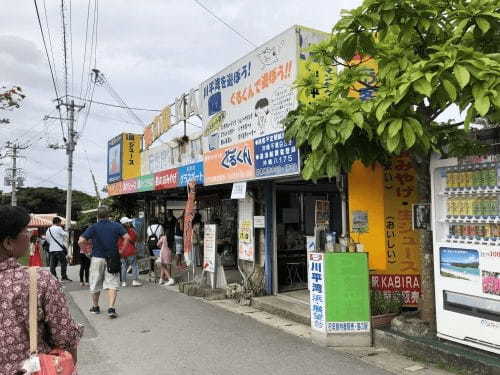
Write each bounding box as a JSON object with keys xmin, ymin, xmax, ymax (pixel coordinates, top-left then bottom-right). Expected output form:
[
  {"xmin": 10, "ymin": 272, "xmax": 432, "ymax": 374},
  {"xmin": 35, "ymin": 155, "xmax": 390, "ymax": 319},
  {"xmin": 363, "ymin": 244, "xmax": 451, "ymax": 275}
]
[{"xmin": 0, "ymin": 205, "xmax": 30, "ymax": 243}]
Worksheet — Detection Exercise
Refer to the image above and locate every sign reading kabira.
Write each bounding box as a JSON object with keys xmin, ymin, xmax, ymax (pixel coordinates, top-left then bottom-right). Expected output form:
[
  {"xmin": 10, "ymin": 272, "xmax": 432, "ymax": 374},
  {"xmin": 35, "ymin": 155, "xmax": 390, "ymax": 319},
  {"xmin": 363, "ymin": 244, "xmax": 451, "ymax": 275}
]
[{"xmin": 203, "ymin": 224, "xmax": 216, "ymax": 273}]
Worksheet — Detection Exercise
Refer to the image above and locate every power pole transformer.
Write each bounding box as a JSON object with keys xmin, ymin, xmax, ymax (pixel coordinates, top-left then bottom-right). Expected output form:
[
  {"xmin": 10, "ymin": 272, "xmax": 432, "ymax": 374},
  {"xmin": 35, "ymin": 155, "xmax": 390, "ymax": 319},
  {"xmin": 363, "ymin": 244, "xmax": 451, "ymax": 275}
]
[{"xmin": 3, "ymin": 141, "xmax": 28, "ymax": 206}]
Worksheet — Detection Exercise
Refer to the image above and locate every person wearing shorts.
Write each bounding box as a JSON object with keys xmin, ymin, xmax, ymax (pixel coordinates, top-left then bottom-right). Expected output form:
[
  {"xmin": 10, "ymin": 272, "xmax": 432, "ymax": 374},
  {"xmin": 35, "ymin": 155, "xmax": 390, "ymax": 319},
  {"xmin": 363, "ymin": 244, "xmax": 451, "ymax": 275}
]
[
  {"xmin": 156, "ymin": 234, "xmax": 174, "ymax": 286},
  {"xmin": 78, "ymin": 205, "xmax": 129, "ymax": 319}
]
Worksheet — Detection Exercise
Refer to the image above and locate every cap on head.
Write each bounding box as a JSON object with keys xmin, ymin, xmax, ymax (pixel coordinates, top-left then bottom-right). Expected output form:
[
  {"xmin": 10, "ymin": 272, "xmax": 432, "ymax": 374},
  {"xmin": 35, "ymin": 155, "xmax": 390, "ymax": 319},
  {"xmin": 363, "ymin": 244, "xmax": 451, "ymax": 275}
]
[{"xmin": 120, "ymin": 216, "xmax": 132, "ymax": 225}]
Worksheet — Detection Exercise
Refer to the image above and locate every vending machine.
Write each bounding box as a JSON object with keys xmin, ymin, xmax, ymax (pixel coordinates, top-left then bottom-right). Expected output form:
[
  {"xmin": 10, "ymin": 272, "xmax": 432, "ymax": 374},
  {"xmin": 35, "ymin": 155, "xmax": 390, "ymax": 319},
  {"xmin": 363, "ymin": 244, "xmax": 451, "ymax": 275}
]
[{"xmin": 430, "ymin": 154, "xmax": 500, "ymax": 354}]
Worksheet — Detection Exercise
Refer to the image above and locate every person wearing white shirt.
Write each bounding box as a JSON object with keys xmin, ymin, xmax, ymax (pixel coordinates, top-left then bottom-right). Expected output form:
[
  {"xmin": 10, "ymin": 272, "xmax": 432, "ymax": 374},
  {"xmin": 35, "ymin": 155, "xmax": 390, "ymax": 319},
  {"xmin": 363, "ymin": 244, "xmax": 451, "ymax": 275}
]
[{"xmin": 46, "ymin": 216, "xmax": 71, "ymax": 281}]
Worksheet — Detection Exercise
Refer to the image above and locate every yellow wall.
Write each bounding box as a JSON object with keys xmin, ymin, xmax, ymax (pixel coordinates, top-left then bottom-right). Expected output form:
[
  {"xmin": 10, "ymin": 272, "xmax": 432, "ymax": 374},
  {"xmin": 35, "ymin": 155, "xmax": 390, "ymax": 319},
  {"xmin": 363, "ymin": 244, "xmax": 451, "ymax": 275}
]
[{"xmin": 348, "ymin": 161, "xmax": 387, "ymax": 271}]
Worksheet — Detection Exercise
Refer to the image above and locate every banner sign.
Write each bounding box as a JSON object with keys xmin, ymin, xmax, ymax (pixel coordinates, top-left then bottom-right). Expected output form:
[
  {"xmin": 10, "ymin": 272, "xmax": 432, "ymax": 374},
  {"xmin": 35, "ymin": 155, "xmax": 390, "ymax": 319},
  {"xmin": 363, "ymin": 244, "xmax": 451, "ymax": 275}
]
[
  {"xmin": 254, "ymin": 131, "xmax": 298, "ymax": 178},
  {"xmin": 138, "ymin": 174, "xmax": 154, "ymax": 192},
  {"xmin": 178, "ymin": 162, "xmax": 204, "ymax": 187},
  {"xmin": 107, "ymin": 134, "xmax": 122, "ymax": 184},
  {"xmin": 379, "ymin": 154, "xmax": 422, "ymax": 306},
  {"xmin": 143, "ymin": 105, "xmax": 172, "ymax": 149},
  {"xmin": 238, "ymin": 196, "xmax": 255, "ymax": 262},
  {"xmin": 122, "ymin": 133, "xmax": 142, "ymax": 180},
  {"xmin": 107, "ymin": 181, "xmax": 123, "ymax": 196},
  {"xmin": 122, "ymin": 178, "xmax": 138, "ymax": 194},
  {"xmin": 309, "ymin": 253, "xmax": 326, "ymax": 332},
  {"xmin": 204, "ymin": 140, "xmax": 255, "ymax": 185},
  {"xmin": 155, "ymin": 168, "xmax": 178, "ymax": 190}
]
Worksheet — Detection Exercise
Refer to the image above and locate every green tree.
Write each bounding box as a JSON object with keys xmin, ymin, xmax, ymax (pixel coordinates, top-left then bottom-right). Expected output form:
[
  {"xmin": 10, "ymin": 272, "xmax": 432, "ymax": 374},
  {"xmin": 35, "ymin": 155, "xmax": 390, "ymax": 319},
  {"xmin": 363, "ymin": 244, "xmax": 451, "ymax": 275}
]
[
  {"xmin": 284, "ymin": 0, "xmax": 500, "ymax": 325},
  {"xmin": 1, "ymin": 86, "xmax": 25, "ymax": 124}
]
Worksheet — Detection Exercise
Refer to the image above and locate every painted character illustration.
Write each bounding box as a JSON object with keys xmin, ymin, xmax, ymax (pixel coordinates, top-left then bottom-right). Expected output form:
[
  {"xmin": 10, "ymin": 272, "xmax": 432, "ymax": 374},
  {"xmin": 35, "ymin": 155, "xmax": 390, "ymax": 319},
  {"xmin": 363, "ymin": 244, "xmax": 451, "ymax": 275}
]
[{"xmin": 254, "ymin": 98, "xmax": 270, "ymax": 135}]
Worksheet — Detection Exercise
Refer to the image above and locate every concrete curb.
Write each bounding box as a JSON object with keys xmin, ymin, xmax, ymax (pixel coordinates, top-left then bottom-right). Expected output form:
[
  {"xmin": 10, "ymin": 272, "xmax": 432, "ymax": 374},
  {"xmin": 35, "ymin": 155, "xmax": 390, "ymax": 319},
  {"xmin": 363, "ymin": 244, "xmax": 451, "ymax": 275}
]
[
  {"xmin": 252, "ymin": 296, "xmax": 310, "ymax": 326},
  {"xmin": 374, "ymin": 329, "xmax": 500, "ymax": 375}
]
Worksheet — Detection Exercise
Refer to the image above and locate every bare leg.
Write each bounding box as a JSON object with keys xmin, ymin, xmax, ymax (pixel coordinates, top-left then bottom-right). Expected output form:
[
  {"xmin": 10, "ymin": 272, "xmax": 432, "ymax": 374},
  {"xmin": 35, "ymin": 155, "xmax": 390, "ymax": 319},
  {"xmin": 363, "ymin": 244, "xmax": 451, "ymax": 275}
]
[
  {"xmin": 108, "ymin": 289, "xmax": 117, "ymax": 308},
  {"xmin": 92, "ymin": 291, "xmax": 100, "ymax": 307}
]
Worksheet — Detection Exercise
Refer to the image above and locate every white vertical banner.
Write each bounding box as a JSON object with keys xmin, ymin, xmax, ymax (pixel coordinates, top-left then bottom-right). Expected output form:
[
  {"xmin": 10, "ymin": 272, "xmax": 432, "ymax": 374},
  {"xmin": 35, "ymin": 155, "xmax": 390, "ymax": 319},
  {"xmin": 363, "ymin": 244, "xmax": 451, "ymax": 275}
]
[
  {"xmin": 203, "ymin": 224, "xmax": 217, "ymax": 273},
  {"xmin": 309, "ymin": 253, "xmax": 326, "ymax": 332},
  {"xmin": 238, "ymin": 195, "xmax": 255, "ymax": 261}
]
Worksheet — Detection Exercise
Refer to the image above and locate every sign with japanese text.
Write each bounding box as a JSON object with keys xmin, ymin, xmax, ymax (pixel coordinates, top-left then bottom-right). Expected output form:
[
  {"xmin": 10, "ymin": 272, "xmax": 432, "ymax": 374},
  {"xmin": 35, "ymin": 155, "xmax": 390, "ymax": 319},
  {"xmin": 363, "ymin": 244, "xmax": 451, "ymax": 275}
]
[
  {"xmin": 231, "ymin": 182, "xmax": 247, "ymax": 199},
  {"xmin": 309, "ymin": 253, "xmax": 326, "ymax": 332},
  {"xmin": 203, "ymin": 224, "xmax": 216, "ymax": 273},
  {"xmin": 107, "ymin": 181, "xmax": 123, "ymax": 197},
  {"xmin": 121, "ymin": 178, "xmax": 138, "ymax": 194},
  {"xmin": 376, "ymin": 154, "xmax": 422, "ymax": 306},
  {"xmin": 121, "ymin": 133, "xmax": 142, "ymax": 180},
  {"xmin": 155, "ymin": 168, "xmax": 178, "ymax": 190},
  {"xmin": 200, "ymin": 26, "xmax": 321, "ymax": 183},
  {"xmin": 254, "ymin": 131, "xmax": 299, "ymax": 178},
  {"xmin": 204, "ymin": 140, "xmax": 255, "ymax": 185},
  {"xmin": 238, "ymin": 196, "xmax": 255, "ymax": 262},
  {"xmin": 178, "ymin": 162, "xmax": 204, "ymax": 187},
  {"xmin": 107, "ymin": 134, "xmax": 122, "ymax": 184},
  {"xmin": 324, "ymin": 253, "xmax": 371, "ymax": 334}
]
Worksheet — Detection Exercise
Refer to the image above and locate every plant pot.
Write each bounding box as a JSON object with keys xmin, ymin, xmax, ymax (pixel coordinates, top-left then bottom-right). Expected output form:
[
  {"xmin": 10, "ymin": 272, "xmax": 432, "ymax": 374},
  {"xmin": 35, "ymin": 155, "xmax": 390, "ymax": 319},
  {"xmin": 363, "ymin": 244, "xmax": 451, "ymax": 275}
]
[{"xmin": 372, "ymin": 312, "xmax": 398, "ymax": 328}]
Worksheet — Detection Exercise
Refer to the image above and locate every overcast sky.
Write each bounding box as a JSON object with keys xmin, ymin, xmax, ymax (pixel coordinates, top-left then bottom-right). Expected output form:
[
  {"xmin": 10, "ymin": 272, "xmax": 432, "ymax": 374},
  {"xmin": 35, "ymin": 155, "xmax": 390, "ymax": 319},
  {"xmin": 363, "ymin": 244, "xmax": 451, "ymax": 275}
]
[{"xmin": 2, "ymin": 0, "xmax": 366, "ymax": 197}]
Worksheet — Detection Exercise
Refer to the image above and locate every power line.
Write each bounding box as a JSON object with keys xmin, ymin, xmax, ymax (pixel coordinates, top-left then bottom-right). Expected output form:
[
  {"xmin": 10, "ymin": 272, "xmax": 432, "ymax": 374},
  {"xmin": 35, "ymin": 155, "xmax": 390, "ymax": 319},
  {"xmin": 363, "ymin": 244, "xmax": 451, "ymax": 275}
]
[
  {"xmin": 79, "ymin": 0, "xmax": 92, "ymax": 98},
  {"xmin": 60, "ymin": 0, "xmax": 69, "ymax": 100},
  {"xmin": 42, "ymin": 0, "xmax": 59, "ymax": 93},
  {"xmin": 67, "ymin": 94, "xmax": 161, "ymax": 112},
  {"xmin": 192, "ymin": 0, "xmax": 256, "ymax": 48},
  {"xmin": 69, "ymin": 0, "xmax": 74, "ymax": 95},
  {"xmin": 33, "ymin": 0, "xmax": 66, "ymax": 141}
]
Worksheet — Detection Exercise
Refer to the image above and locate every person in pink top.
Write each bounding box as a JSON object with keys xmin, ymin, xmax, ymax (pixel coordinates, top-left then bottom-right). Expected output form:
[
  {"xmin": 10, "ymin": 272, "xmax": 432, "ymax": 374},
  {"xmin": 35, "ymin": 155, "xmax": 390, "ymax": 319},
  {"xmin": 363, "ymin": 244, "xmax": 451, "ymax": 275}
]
[
  {"xmin": 157, "ymin": 233, "xmax": 174, "ymax": 286},
  {"xmin": 0, "ymin": 205, "xmax": 83, "ymax": 375}
]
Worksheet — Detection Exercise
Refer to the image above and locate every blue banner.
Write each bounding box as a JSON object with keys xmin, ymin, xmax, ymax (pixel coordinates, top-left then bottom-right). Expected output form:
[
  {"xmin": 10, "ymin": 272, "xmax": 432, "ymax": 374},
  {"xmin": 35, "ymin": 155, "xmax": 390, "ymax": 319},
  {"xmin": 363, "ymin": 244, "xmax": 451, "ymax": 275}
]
[
  {"xmin": 254, "ymin": 131, "xmax": 299, "ymax": 178},
  {"xmin": 177, "ymin": 162, "xmax": 204, "ymax": 187}
]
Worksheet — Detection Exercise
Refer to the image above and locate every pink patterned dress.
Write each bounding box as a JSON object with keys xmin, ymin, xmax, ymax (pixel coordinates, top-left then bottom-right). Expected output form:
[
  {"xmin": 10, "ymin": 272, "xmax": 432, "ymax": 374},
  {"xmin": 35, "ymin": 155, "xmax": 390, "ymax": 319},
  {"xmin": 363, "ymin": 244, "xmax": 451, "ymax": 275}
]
[{"xmin": 0, "ymin": 257, "xmax": 84, "ymax": 375}]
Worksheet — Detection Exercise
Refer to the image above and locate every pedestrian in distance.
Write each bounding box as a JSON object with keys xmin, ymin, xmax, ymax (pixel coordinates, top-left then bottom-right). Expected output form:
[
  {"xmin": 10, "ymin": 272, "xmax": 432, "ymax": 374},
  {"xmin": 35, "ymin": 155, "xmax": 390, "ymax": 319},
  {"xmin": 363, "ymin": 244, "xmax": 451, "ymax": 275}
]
[
  {"xmin": 78, "ymin": 205, "xmax": 130, "ymax": 319},
  {"xmin": 174, "ymin": 211, "xmax": 187, "ymax": 271},
  {"xmin": 28, "ymin": 230, "xmax": 43, "ymax": 267},
  {"xmin": 46, "ymin": 216, "xmax": 72, "ymax": 281},
  {"xmin": 78, "ymin": 226, "xmax": 92, "ymax": 287},
  {"xmin": 157, "ymin": 232, "xmax": 174, "ymax": 286},
  {"xmin": 146, "ymin": 217, "xmax": 164, "ymax": 275},
  {"xmin": 0, "ymin": 205, "xmax": 83, "ymax": 375},
  {"xmin": 118, "ymin": 216, "xmax": 142, "ymax": 287}
]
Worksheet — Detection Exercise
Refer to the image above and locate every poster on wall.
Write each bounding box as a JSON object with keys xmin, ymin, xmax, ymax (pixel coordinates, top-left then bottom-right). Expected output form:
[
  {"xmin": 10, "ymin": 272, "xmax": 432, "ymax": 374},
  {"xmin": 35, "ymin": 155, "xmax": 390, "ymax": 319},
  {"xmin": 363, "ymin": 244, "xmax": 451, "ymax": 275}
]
[
  {"xmin": 203, "ymin": 224, "xmax": 217, "ymax": 272},
  {"xmin": 238, "ymin": 196, "xmax": 254, "ymax": 261},
  {"xmin": 107, "ymin": 134, "xmax": 122, "ymax": 184},
  {"xmin": 204, "ymin": 140, "xmax": 255, "ymax": 185},
  {"xmin": 372, "ymin": 154, "xmax": 422, "ymax": 306}
]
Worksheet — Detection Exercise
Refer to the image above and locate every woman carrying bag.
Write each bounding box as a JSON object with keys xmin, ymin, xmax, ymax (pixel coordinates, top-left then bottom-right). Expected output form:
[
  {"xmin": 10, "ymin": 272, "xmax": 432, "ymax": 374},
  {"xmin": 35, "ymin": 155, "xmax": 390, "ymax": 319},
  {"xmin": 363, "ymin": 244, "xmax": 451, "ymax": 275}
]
[{"xmin": 0, "ymin": 205, "xmax": 83, "ymax": 375}]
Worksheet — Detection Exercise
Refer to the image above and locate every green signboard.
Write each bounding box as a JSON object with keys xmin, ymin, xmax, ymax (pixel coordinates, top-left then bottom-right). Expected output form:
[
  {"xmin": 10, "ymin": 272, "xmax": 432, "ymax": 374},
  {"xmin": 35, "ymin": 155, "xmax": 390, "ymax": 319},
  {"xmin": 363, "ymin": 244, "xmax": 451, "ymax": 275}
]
[
  {"xmin": 138, "ymin": 174, "xmax": 154, "ymax": 192},
  {"xmin": 324, "ymin": 253, "xmax": 370, "ymax": 324}
]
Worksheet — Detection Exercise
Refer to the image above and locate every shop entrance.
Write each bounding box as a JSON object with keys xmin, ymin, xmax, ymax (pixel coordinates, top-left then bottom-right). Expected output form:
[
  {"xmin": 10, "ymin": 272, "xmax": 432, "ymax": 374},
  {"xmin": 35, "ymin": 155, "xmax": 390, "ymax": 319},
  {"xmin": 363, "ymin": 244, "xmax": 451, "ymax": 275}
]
[{"xmin": 275, "ymin": 180, "xmax": 342, "ymax": 292}]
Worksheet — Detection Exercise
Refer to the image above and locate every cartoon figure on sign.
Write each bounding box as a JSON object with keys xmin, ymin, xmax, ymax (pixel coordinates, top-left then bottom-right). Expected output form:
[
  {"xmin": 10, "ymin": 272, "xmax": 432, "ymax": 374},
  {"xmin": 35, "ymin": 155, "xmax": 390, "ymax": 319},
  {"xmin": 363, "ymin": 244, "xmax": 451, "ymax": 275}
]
[
  {"xmin": 254, "ymin": 98, "xmax": 270, "ymax": 135},
  {"xmin": 257, "ymin": 40, "xmax": 285, "ymax": 68}
]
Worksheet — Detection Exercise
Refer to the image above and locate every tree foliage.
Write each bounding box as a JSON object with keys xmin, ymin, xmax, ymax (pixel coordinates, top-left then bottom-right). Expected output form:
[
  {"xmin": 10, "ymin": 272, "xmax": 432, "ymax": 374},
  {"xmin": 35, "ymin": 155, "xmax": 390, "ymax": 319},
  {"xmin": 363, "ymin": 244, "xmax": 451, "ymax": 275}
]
[
  {"xmin": 1, "ymin": 86, "xmax": 25, "ymax": 124},
  {"xmin": 284, "ymin": 0, "xmax": 500, "ymax": 180}
]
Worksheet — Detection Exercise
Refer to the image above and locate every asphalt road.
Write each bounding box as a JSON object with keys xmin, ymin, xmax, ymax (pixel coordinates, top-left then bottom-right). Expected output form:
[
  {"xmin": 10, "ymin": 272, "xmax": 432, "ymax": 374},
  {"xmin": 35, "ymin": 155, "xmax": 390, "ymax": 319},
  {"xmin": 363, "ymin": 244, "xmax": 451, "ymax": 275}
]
[{"xmin": 62, "ymin": 268, "xmax": 391, "ymax": 375}]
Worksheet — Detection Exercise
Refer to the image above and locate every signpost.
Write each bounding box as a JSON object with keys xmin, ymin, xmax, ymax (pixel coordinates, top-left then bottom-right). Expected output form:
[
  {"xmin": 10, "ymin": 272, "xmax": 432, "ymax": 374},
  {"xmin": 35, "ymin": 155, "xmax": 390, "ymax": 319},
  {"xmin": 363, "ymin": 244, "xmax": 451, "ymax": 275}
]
[{"xmin": 309, "ymin": 252, "xmax": 371, "ymax": 347}]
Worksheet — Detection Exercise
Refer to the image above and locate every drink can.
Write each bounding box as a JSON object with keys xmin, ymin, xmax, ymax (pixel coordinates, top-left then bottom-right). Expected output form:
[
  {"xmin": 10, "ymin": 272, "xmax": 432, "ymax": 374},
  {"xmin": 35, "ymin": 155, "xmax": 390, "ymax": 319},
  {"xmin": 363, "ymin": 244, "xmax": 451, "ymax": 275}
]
[
  {"xmin": 465, "ymin": 169, "xmax": 473, "ymax": 189},
  {"xmin": 458, "ymin": 169, "xmax": 466, "ymax": 189},
  {"xmin": 490, "ymin": 196, "xmax": 497, "ymax": 217},
  {"xmin": 472, "ymin": 168, "xmax": 481, "ymax": 188},
  {"xmin": 480, "ymin": 168, "xmax": 489, "ymax": 188},
  {"xmin": 484, "ymin": 224, "xmax": 492, "ymax": 239},
  {"xmin": 446, "ymin": 169, "xmax": 453, "ymax": 190},
  {"xmin": 456, "ymin": 224, "xmax": 464, "ymax": 237},
  {"xmin": 481, "ymin": 197, "xmax": 488, "ymax": 217},
  {"xmin": 488, "ymin": 165, "xmax": 497, "ymax": 187}
]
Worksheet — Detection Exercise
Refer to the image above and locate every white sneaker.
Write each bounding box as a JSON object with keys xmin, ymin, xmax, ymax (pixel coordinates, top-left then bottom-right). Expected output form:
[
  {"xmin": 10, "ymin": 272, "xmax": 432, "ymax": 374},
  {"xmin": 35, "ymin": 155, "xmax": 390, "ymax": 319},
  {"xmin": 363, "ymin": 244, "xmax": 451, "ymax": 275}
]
[
  {"xmin": 158, "ymin": 279, "xmax": 165, "ymax": 285},
  {"xmin": 121, "ymin": 282, "xmax": 127, "ymax": 287},
  {"xmin": 166, "ymin": 279, "xmax": 175, "ymax": 286},
  {"xmin": 132, "ymin": 280, "xmax": 143, "ymax": 287}
]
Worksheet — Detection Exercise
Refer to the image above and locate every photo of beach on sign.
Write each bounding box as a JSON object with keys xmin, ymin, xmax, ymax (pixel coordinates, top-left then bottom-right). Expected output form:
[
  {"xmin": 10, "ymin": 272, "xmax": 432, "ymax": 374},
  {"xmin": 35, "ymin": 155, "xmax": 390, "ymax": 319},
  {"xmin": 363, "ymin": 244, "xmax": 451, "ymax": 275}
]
[{"xmin": 440, "ymin": 247, "xmax": 480, "ymax": 281}]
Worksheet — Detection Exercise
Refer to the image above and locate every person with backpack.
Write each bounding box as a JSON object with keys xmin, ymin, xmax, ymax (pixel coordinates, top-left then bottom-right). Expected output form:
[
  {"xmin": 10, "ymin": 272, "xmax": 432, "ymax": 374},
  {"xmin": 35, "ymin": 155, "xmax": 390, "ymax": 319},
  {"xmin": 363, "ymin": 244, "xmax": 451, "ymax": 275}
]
[
  {"xmin": 45, "ymin": 217, "xmax": 71, "ymax": 281},
  {"xmin": 78, "ymin": 205, "xmax": 130, "ymax": 319},
  {"xmin": 118, "ymin": 217, "xmax": 142, "ymax": 287},
  {"xmin": 146, "ymin": 218, "xmax": 164, "ymax": 273}
]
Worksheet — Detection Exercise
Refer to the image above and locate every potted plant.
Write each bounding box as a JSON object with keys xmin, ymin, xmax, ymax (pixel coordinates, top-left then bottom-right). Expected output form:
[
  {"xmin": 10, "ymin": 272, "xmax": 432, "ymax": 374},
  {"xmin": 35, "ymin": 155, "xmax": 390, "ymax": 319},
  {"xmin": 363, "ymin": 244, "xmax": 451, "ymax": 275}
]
[{"xmin": 370, "ymin": 290, "xmax": 404, "ymax": 328}]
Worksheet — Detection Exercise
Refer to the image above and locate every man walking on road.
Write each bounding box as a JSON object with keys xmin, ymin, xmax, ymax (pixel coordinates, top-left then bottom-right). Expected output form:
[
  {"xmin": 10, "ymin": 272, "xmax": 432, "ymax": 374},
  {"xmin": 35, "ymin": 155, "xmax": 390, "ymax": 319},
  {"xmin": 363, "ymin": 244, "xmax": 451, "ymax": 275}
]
[
  {"xmin": 78, "ymin": 205, "xmax": 129, "ymax": 319},
  {"xmin": 46, "ymin": 216, "xmax": 72, "ymax": 281}
]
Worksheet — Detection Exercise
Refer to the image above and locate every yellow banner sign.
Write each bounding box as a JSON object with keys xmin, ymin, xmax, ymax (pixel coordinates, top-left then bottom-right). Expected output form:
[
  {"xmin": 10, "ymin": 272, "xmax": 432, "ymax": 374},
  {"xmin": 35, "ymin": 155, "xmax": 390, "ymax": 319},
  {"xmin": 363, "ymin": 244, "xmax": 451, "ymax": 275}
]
[
  {"xmin": 121, "ymin": 133, "xmax": 142, "ymax": 180},
  {"xmin": 144, "ymin": 105, "xmax": 172, "ymax": 149}
]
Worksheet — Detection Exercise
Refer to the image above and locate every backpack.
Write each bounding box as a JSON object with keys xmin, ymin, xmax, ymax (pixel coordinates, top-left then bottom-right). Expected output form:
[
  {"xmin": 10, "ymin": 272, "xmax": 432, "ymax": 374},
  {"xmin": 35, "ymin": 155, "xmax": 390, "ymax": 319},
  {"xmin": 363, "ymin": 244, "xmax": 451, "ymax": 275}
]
[
  {"xmin": 147, "ymin": 225, "xmax": 160, "ymax": 251},
  {"xmin": 42, "ymin": 239, "xmax": 50, "ymax": 252}
]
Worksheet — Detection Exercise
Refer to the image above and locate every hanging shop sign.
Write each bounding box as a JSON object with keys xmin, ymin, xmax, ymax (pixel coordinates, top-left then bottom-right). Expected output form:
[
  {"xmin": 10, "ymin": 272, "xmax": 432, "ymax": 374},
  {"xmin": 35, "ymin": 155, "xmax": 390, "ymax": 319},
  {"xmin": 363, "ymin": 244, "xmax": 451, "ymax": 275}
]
[
  {"xmin": 178, "ymin": 162, "xmax": 204, "ymax": 187},
  {"xmin": 107, "ymin": 134, "xmax": 122, "ymax": 184},
  {"xmin": 122, "ymin": 133, "xmax": 142, "ymax": 180},
  {"xmin": 107, "ymin": 181, "xmax": 123, "ymax": 196},
  {"xmin": 204, "ymin": 140, "xmax": 255, "ymax": 185},
  {"xmin": 231, "ymin": 182, "xmax": 247, "ymax": 199},
  {"xmin": 254, "ymin": 216, "xmax": 265, "ymax": 228},
  {"xmin": 371, "ymin": 154, "xmax": 422, "ymax": 306},
  {"xmin": 122, "ymin": 178, "xmax": 138, "ymax": 194}
]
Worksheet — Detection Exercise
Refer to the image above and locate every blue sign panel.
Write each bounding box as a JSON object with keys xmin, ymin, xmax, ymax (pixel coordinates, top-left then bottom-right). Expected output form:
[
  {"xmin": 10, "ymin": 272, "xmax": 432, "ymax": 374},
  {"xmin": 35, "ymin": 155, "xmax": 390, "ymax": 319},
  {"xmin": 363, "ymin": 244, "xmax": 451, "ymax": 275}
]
[
  {"xmin": 177, "ymin": 162, "xmax": 204, "ymax": 187},
  {"xmin": 254, "ymin": 131, "xmax": 299, "ymax": 178},
  {"xmin": 107, "ymin": 134, "xmax": 122, "ymax": 184}
]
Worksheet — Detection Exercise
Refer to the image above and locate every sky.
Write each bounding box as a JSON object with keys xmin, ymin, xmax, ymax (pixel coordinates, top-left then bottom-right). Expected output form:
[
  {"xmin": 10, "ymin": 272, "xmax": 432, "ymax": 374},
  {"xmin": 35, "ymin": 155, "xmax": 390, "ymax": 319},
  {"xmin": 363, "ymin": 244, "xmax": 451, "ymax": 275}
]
[{"xmin": 1, "ymin": 0, "xmax": 370, "ymax": 197}]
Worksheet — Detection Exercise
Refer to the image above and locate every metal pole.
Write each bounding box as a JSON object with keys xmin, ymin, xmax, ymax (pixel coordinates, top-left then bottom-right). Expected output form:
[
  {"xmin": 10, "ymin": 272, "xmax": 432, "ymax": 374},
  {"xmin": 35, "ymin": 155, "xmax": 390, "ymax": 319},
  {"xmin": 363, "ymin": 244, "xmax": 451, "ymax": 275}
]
[
  {"xmin": 65, "ymin": 100, "xmax": 75, "ymax": 243},
  {"xmin": 11, "ymin": 144, "xmax": 17, "ymax": 207}
]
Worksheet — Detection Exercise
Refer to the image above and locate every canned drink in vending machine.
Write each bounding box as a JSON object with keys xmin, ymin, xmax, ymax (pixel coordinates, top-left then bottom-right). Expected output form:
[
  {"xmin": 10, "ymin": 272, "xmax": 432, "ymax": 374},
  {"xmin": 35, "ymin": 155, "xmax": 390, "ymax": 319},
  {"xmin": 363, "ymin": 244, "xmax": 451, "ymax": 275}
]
[
  {"xmin": 488, "ymin": 164, "xmax": 497, "ymax": 188},
  {"xmin": 465, "ymin": 167, "xmax": 473, "ymax": 189}
]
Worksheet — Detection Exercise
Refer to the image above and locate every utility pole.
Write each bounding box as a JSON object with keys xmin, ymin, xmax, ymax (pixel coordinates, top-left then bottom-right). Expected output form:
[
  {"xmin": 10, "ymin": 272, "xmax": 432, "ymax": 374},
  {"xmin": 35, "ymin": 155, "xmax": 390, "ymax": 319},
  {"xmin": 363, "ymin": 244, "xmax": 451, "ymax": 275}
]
[{"xmin": 3, "ymin": 142, "xmax": 28, "ymax": 206}]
